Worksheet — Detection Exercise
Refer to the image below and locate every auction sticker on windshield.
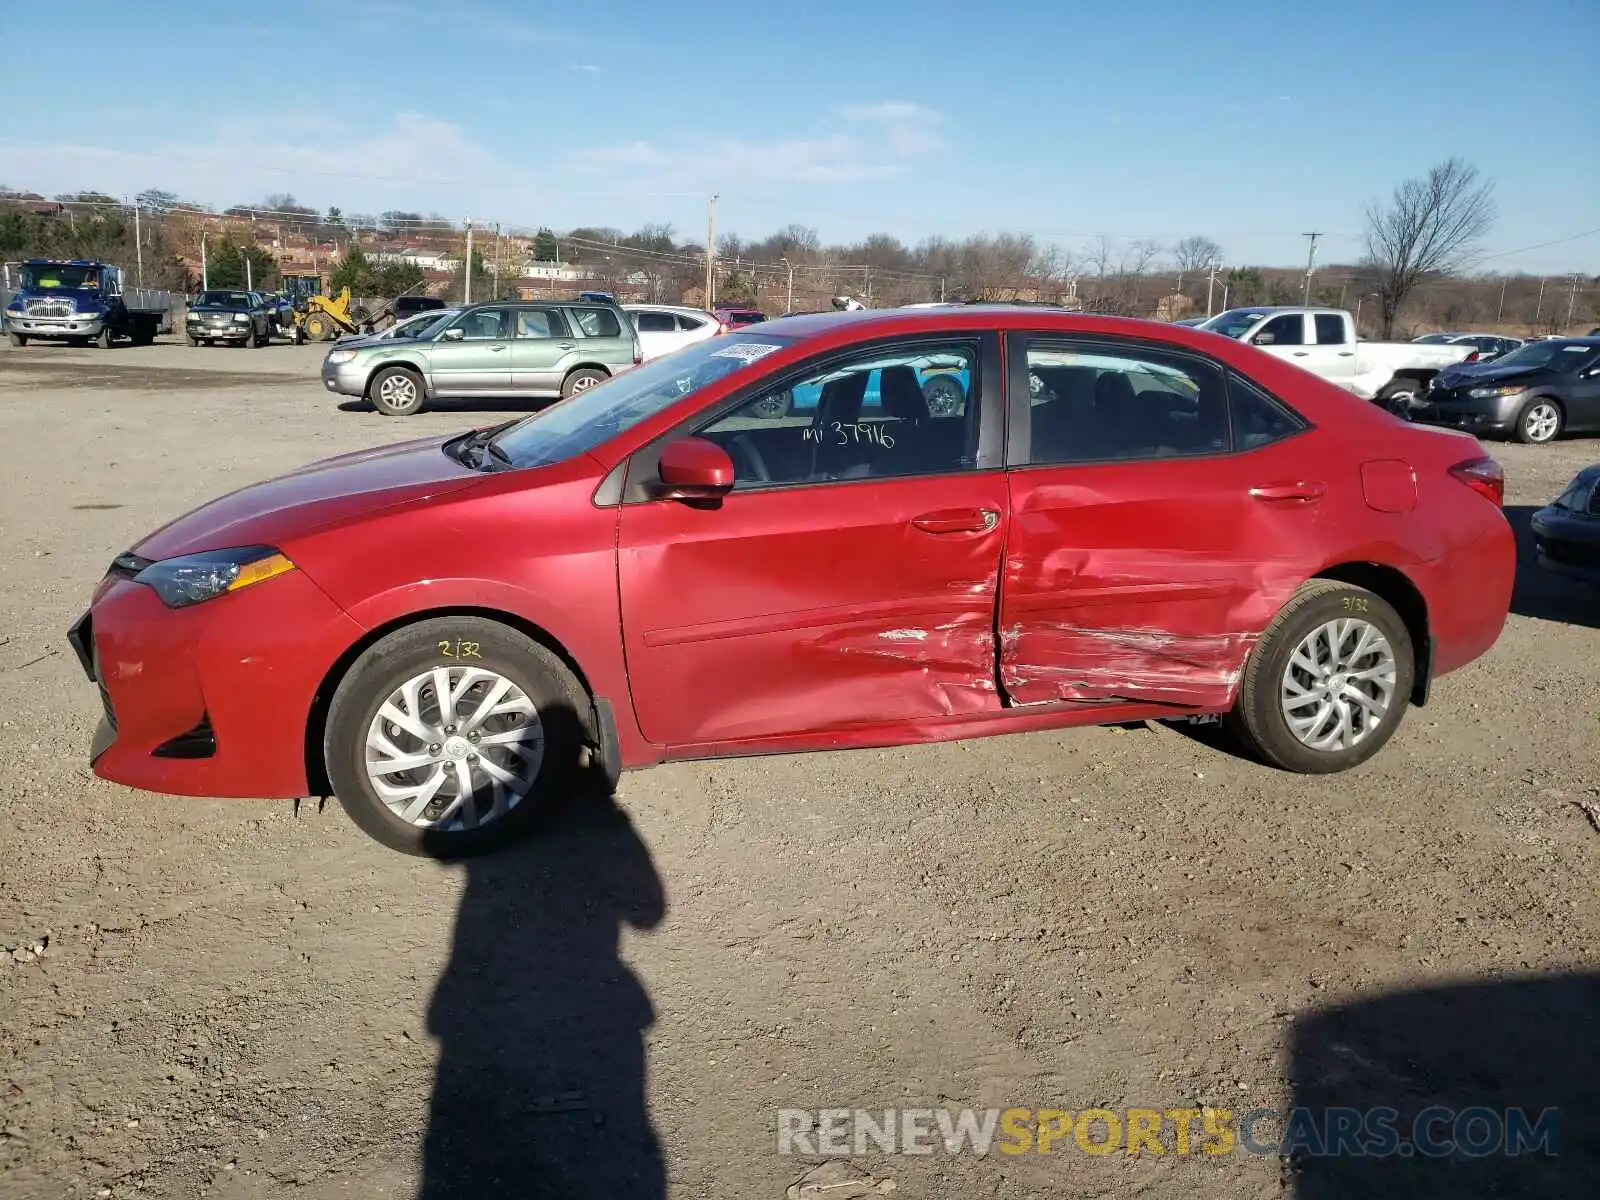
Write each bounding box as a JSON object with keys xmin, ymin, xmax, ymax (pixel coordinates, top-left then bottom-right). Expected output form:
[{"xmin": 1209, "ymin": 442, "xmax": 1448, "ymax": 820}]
[{"xmin": 710, "ymin": 342, "xmax": 785, "ymax": 362}]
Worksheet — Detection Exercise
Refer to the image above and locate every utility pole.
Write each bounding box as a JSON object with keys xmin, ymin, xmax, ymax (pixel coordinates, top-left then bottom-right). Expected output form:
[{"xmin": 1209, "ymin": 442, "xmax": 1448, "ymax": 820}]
[
  {"xmin": 1497, "ymin": 277, "xmax": 1507, "ymax": 323},
  {"xmin": 1206, "ymin": 262, "xmax": 1225, "ymax": 316},
  {"xmin": 864, "ymin": 266, "xmax": 872, "ymax": 307},
  {"xmin": 780, "ymin": 256, "xmax": 794, "ymax": 313},
  {"xmin": 462, "ymin": 219, "xmax": 475, "ymax": 304},
  {"xmin": 246, "ymin": 253, "xmax": 253, "ymax": 290},
  {"xmin": 1534, "ymin": 277, "xmax": 1546, "ymax": 323},
  {"xmin": 201, "ymin": 233, "xmax": 208, "ymax": 291},
  {"xmin": 132, "ymin": 199, "xmax": 144, "ymax": 288},
  {"xmin": 492, "ymin": 223, "xmax": 503, "ymax": 299},
  {"xmin": 705, "ymin": 193, "xmax": 717, "ymax": 308},
  {"xmin": 1565, "ymin": 273, "xmax": 1581, "ymax": 328},
  {"xmin": 939, "ymin": 276, "xmax": 946, "ymax": 302},
  {"xmin": 1301, "ymin": 232, "xmax": 1322, "ymax": 304}
]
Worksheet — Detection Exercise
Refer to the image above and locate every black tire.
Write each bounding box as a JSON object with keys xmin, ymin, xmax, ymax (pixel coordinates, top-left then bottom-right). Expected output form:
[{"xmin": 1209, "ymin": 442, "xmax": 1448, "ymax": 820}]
[
  {"xmin": 921, "ymin": 374, "xmax": 966, "ymax": 416},
  {"xmin": 96, "ymin": 325, "xmax": 114, "ymax": 349},
  {"xmin": 187, "ymin": 335, "xmax": 200, "ymax": 347},
  {"xmin": 369, "ymin": 365, "xmax": 427, "ymax": 416},
  {"xmin": 1376, "ymin": 379, "xmax": 1421, "ymax": 418},
  {"xmin": 322, "ymin": 617, "xmax": 594, "ymax": 857},
  {"xmin": 7, "ymin": 332, "xmax": 25, "ymax": 347},
  {"xmin": 1224, "ymin": 580, "xmax": 1414, "ymax": 775},
  {"xmin": 246, "ymin": 326, "xmax": 261, "ymax": 348},
  {"xmin": 561, "ymin": 367, "xmax": 609, "ymax": 399},
  {"xmin": 1512, "ymin": 396, "xmax": 1563, "ymax": 445},
  {"xmin": 750, "ymin": 390, "xmax": 793, "ymax": 420}
]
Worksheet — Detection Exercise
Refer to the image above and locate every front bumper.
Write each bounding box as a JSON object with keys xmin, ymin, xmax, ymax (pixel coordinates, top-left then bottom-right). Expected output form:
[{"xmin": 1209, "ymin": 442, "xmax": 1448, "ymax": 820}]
[
  {"xmin": 1530, "ymin": 504, "xmax": 1600, "ymax": 584},
  {"xmin": 188, "ymin": 319, "xmax": 252, "ymax": 341},
  {"xmin": 5, "ymin": 312, "xmax": 105, "ymax": 337},
  {"xmin": 320, "ymin": 358, "xmax": 369, "ymax": 397},
  {"xmin": 68, "ymin": 567, "xmax": 365, "ymax": 798},
  {"xmin": 1407, "ymin": 390, "xmax": 1524, "ymax": 433}
]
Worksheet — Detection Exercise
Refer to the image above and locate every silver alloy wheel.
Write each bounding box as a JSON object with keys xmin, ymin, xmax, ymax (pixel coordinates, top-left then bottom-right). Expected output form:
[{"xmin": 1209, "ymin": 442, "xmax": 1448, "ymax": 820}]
[
  {"xmin": 922, "ymin": 376, "xmax": 964, "ymax": 417},
  {"xmin": 1523, "ymin": 401, "xmax": 1560, "ymax": 443},
  {"xmin": 364, "ymin": 666, "xmax": 544, "ymax": 831},
  {"xmin": 377, "ymin": 373, "xmax": 418, "ymax": 408},
  {"xmin": 1279, "ymin": 618, "xmax": 1397, "ymax": 752},
  {"xmin": 569, "ymin": 373, "xmax": 599, "ymax": 393}
]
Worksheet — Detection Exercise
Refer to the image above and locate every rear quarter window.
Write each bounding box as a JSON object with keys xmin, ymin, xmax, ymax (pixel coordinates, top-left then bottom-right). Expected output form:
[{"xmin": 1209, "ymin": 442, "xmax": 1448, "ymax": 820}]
[
  {"xmin": 1228, "ymin": 373, "xmax": 1308, "ymax": 451},
  {"xmin": 569, "ymin": 307, "xmax": 623, "ymax": 338}
]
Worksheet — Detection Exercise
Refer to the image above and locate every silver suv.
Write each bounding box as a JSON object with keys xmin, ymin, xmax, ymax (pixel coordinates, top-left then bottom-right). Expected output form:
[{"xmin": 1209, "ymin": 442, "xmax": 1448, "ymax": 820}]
[{"xmin": 320, "ymin": 300, "xmax": 642, "ymax": 416}]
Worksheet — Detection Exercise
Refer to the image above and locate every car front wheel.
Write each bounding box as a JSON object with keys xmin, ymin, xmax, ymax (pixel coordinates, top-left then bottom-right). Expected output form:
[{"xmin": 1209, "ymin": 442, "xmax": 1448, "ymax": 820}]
[
  {"xmin": 1225, "ymin": 580, "xmax": 1413, "ymax": 774},
  {"xmin": 323, "ymin": 617, "xmax": 595, "ymax": 857},
  {"xmin": 370, "ymin": 365, "xmax": 426, "ymax": 416},
  {"xmin": 1513, "ymin": 398, "xmax": 1563, "ymax": 444}
]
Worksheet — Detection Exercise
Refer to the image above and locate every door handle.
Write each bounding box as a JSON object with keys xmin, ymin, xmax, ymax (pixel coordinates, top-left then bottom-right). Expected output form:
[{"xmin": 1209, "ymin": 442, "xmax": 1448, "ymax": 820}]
[
  {"xmin": 489, "ymin": 345, "xmax": 506, "ymax": 352},
  {"xmin": 558, "ymin": 341, "xmax": 576, "ymax": 349},
  {"xmin": 912, "ymin": 507, "xmax": 1000, "ymax": 534},
  {"xmin": 1249, "ymin": 482, "xmax": 1326, "ymax": 503},
  {"xmin": 1337, "ymin": 351, "xmax": 1355, "ymax": 356},
  {"xmin": 1292, "ymin": 351, "xmax": 1310, "ymax": 357}
]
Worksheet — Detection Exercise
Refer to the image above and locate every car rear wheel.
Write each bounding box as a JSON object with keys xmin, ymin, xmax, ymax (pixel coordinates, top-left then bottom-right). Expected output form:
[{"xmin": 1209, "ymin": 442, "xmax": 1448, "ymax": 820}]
[
  {"xmin": 370, "ymin": 365, "xmax": 426, "ymax": 416},
  {"xmin": 922, "ymin": 375, "xmax": 965, "ymax": 417},
  {"xmin": 323, "ymin": 617, "xmax": 594, "ymax": 857},
  {"xmin": 561, "ymin": 367, "xmax": 608, "ymax": 399},
  {"xmin": 1225, "ymin": 580, "xmax": 1413, "ymax": 774},
  {"xmin": 1513, "ymin": 397, "xmax": 1563, "ymax": 444}
]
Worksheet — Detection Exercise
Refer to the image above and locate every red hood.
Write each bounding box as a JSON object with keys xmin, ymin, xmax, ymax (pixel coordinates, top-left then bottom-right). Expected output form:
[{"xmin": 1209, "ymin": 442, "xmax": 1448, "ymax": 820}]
[{"xmin": 133, "ymin": 433, "xmax": 485, "ymax": 560}]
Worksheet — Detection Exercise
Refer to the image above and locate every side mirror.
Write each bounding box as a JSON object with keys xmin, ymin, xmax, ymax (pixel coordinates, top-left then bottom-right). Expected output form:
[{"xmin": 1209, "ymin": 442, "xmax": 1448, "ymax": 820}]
[
  {"xmin": 651, "ymin": 437, "xmax": 735, "ymax": 501},
  {"xmin": 1251, "ymin": 332, "xmax": 1274, "ymax": 345},
  {"xmin": 440, "ymin": 326, "xmax": 465, "ymax": 341}
]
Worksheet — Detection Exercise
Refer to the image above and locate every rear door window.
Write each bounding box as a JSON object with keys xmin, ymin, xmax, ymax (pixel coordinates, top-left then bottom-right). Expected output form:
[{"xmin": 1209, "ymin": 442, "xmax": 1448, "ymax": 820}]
[
  {"xmin": 1313, "ymin": 314, "xmax": 1346, "ymax": 344},
  {"xmin": 569, "ymin": 306, "xmax": 622, "ymax": 337},
  {"xmin": 633, "ymin": 311, "xmax": 676, "ymax": 333}
]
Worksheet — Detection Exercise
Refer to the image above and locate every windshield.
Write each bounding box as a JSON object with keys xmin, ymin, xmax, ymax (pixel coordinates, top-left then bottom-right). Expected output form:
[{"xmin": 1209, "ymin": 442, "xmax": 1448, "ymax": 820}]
[
  {"xmin": 1198, "ymin": 308, "xmax": 1268, "ymax": 339},
  {"xmin": 395, "ymin": 310, "xmax": 456, "ymax": 339},
  {"xmin": 1488, "ymin": 340, "xmax": 1596, "ymax": 373},
  {"xmin": 20, "ymin": 263, "xmax": 99, "ymax": 290},
  {"xmin": 197, "ymin": 291, "xmax": 252, "ymax": 307},
  {"xmin": 489, "ymin": 333, "xmax": 796, "ymax": 469}
]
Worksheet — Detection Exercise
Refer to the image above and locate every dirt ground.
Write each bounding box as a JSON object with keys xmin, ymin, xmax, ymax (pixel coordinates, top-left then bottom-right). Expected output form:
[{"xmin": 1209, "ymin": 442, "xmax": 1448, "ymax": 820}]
[{"xmin": 1, "ymin": 336, "xmax": 1597, "ymax": 1200}]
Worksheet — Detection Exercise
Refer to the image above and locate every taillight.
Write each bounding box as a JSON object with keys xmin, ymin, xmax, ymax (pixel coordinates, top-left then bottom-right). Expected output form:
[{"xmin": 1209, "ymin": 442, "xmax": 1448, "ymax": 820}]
[
  {"xmin": 1463, "ymin": 350, "xmax": 1481, "ymax": 362},
  {"xmin": 633, "ymin": 338, "xmax": 643, "ymax": 366},
  {"xmin": 1449, "ymin": 456, "xmax": 1504, "ymax": 506}
]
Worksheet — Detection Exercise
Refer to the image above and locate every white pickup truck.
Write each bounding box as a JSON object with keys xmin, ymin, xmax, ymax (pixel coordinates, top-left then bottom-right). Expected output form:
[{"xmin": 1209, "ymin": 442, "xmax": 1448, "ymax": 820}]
[{"xmin": 1196, "ymin": 306, "xmax": 1473, "ymax": 408}]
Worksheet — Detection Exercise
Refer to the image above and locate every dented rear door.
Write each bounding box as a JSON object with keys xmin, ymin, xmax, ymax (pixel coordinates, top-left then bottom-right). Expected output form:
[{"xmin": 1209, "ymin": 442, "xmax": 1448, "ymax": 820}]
[{"xmin": 997, "ymin": 335, "xmax": 1324, "ymax": 710}]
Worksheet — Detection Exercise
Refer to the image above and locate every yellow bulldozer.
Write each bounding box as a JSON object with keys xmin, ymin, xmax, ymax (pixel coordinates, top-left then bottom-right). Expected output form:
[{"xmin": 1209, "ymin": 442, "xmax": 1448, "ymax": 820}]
[{"xmin": 296, "ymin": 287, "xmax": 373, "ymax": 342}]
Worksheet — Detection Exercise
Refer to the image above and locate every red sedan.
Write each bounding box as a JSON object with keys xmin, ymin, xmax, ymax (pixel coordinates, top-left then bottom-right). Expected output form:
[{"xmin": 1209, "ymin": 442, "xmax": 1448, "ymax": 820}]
[{"xmin": 67, "ymin": 308, "xmax": 1516, "ymax": 856}]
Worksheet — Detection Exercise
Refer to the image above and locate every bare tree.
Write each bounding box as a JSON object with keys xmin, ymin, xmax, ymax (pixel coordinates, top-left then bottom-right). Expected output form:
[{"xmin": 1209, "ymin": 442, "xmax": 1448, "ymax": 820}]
[
  {"xmin": 1364, "ymin": 158, "xmax": 1495, "ymax": 338},
  {"xmin": 1082, "ymin": 234, "xmax": 1115, "ymax": 280},
  {"xmin": 1172, "ymin": 235, "xmax": 1222, "ymax": 276}
]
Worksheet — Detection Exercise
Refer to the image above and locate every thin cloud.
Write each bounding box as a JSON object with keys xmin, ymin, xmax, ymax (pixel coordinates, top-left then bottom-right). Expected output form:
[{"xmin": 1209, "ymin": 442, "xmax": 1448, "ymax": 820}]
[{"xmin": 567, "ymin": 63, "xmax": 602, "ymax": 73}]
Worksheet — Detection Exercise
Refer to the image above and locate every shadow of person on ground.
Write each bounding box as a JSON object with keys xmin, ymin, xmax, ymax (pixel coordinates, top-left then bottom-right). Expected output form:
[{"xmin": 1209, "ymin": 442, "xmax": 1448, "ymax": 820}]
[
  {"xmin": 1288, "ymin": 971, "xmax": 1600, "ymax": 1198},
  {"xmin": 1503, "ymin": 504, "xmax": 1600, "ymax": 630},
  {"xmin": 420, "ymin": 779, "xmax": 667, "ymax": 1200}
]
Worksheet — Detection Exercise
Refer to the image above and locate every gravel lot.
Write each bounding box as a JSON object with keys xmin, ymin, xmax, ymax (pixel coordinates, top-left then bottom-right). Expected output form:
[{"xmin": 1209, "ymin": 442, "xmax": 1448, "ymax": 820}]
[{"xmin": 1, "ymin": 336, "xmax": 1597, "ymax": 1200}]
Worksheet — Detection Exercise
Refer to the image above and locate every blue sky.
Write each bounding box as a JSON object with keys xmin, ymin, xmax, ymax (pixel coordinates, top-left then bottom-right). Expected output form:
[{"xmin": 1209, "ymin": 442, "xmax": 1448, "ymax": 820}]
[{"xmin": 3, "ymin": 0, "xmax": 1597, "ymax": 272}]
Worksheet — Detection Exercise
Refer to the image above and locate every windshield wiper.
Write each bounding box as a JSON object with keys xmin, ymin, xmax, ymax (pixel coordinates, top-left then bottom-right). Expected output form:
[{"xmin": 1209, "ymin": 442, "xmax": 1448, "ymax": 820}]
[{"xmin": 451, "ymin": 420, "xmax": 519, "ymax": 471}]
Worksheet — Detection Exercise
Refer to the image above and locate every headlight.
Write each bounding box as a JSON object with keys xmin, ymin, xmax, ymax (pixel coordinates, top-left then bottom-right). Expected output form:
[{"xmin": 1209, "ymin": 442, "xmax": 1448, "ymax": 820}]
[
  {"xmin": 1468, "ymin": 385, "xmax": 1525, "ymax": 399},
  {"xmin": 233, "ymin": 313, "xmax": 250, "ymax": 324},
  {"xmin": 133, "ymin": 546, "xmax": 296, "ymax": 608},
  {"xmin": 325, "ymin": 349, "xmax": 358, "ymax": 365}
]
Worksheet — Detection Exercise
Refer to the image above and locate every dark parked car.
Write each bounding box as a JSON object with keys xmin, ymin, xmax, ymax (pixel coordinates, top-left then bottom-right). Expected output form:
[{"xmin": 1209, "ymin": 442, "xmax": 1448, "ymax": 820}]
[
  {"xmin": 1410, "ymin": 337, "xmax": 1600, "ymax": 444},
  {"xmin": 1530, "ymin": 463, "xmax": 1600, "ymax": 584},
  {"xmin": 69, "ymin": 307, "xmax": 1516, "ymax": 857},
  {"xmin": 186, "ymin": 290, "xmax": 274, "ymax": 347},
  {"xmin": 393, "ymin": 294, "xmax": 447, "ymax": 322}
]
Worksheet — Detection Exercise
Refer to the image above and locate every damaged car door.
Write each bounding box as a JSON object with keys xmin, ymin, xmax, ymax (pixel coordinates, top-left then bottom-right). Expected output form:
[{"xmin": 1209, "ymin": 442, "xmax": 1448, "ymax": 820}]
[
  {"xmin": 616, "ymin": 334, "xmax": 1009, "ymax": 746},
  {"xmin": 998, "ymin": 335, "xmax": 1319, "ymax": 710}
]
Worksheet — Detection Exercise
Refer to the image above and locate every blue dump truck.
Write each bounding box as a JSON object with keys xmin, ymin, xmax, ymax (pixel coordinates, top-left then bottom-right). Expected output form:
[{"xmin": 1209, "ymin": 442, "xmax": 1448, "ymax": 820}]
[{"xmin": 3, "ymin": 259, "xmax": 164, "ymax": 348}]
